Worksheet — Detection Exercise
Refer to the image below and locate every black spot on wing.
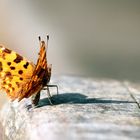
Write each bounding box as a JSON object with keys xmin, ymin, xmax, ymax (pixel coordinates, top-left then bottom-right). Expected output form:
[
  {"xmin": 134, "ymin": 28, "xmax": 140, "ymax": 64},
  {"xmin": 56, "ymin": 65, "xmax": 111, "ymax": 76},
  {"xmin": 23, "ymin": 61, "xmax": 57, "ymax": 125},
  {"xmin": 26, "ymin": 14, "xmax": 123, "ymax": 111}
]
[
  {"xmin": 8, "ymin": 83, "xmax": 12, "ymax": 87},
  {"xmin": 12, "ymin": 87, "xmax": 15, "ymax": 91},
  {"xmin": 23, "ymin": 62, "xmax": 29, "ymax": 69},
  {"xmin": 10, "ymin": 66, "xmax": 15, "ymax": 70},
  {"xmin": 19, "ymin": 77, "xmax": 23, "ymax": 80},
  {"xmin": 0, "ymin": 61, "xmax": 3, "ymax": 72},
  {"xmin": 5, "ymin": 72, "xmax": 12, "ymax": 76},
  {"xmin": 7, "ymin": 62, "xmax": 11, "ymax": 66},
  {"xmin": 14, "ymin": 54, "xmax": 23, "ymax": 63},
  {"xmin": 3, "ymin": 48, "xmax": 12, "ymax": 54},
  {"xmin": 6, "ymin": 89, "xmax": 10, "ymax": 93},
  {"xmin": 18, "ymin": 70, "xmax": 23, "ymax": 75}
]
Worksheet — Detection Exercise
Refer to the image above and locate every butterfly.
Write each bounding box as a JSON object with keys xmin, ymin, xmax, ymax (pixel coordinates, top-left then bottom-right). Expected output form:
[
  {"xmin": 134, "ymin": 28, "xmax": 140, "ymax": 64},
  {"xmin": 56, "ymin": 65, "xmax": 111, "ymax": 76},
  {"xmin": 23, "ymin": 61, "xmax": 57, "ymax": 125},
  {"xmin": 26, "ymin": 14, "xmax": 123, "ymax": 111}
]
[{"xmin": 0, "ymin": 35, "xmax": 58, "ymax": 106}]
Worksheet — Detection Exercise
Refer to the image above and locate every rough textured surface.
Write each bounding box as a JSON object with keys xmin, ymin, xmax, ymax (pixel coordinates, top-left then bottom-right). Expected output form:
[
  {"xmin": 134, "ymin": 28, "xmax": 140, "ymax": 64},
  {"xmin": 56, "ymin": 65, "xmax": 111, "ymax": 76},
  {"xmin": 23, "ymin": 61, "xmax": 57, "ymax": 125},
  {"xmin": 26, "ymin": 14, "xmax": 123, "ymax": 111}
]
[{"xmin": 0, "ymin": 76, "xmax": 140, "ymax": 140}]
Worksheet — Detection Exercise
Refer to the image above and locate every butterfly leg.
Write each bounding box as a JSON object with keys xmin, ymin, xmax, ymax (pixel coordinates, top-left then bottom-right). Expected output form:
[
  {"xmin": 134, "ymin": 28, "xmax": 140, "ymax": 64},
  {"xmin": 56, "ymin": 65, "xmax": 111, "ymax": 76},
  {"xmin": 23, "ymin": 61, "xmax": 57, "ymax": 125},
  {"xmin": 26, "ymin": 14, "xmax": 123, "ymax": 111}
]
[
  {"xmin": 42, "ymin": 86, "xmax": 53, "ymax": 105},
  {"xmin": 31, "ymin": 91, "xmax": 40, "ymax": 107},
  {"xmin": 44, "ymin": 84, "xmax": 59, "ymax": 95},
  {"xmin": 46, "ymin": 87, "xmax": 53, "ymax": 105}
]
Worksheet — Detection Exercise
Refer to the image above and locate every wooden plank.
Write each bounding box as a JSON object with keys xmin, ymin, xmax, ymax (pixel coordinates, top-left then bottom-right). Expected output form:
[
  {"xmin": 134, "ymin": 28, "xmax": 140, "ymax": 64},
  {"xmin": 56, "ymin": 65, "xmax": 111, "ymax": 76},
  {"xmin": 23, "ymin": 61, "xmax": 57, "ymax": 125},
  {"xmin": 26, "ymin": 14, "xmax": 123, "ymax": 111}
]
[{"xmin": 0, "ymin": 76, "xmax": 140, "ymax": 140}]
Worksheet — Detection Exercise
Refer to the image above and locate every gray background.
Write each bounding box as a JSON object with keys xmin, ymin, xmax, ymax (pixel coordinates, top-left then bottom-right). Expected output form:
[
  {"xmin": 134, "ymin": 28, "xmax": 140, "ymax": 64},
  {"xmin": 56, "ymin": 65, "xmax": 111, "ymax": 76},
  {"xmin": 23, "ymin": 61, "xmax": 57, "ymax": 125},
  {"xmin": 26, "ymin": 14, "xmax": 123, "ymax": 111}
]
[{"xmin": 0, "ymin": 0, "xmax": 140, "ymax": 81}]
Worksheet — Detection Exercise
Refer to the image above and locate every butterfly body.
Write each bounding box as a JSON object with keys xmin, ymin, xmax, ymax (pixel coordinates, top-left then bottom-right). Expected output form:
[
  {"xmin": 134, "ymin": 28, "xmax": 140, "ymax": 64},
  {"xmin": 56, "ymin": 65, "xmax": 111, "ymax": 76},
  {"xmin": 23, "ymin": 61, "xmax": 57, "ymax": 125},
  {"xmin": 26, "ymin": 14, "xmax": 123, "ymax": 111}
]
[{"xmin": 0, "ymin": 36, "xmax": 57, "ymax": 105}]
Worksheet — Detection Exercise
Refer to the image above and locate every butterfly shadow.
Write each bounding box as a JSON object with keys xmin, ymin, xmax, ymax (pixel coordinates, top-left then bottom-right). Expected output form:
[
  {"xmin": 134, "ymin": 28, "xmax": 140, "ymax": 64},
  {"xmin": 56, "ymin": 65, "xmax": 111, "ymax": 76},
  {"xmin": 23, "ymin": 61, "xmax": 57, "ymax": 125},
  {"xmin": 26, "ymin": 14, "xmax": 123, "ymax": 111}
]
[{"xmin": 37, "ymin": 92, "xmax": 135, "ymax": 108}]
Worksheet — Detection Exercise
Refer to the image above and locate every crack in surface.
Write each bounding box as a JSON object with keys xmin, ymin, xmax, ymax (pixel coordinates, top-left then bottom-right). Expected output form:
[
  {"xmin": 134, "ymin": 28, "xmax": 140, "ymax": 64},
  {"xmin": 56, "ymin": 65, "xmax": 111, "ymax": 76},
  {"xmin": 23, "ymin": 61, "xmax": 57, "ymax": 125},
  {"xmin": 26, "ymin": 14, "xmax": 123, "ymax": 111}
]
[{"xmin": 122, "ymin": 82, "xmax": 140, "ymax": 109}]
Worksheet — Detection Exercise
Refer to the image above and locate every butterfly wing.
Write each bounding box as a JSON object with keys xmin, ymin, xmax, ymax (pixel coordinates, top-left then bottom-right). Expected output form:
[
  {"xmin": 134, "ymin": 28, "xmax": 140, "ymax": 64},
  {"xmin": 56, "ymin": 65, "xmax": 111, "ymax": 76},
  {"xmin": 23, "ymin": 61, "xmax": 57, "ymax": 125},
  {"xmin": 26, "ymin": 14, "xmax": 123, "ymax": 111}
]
[
  {"xmin": 0, "ymin": 45, "xmax": 35, "ymax": 100},
  {"xmin": 17, "ymin": 41, "xmax": 52, "ymax": 101}
]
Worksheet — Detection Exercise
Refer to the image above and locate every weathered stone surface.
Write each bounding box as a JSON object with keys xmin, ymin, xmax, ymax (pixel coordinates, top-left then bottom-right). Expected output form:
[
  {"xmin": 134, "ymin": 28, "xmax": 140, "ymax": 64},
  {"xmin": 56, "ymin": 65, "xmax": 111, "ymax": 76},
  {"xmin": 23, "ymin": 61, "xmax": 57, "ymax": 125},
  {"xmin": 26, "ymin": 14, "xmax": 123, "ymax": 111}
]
[{"xmin": 0, "ymin": 76, "xmax": 140, "ymax": 140}]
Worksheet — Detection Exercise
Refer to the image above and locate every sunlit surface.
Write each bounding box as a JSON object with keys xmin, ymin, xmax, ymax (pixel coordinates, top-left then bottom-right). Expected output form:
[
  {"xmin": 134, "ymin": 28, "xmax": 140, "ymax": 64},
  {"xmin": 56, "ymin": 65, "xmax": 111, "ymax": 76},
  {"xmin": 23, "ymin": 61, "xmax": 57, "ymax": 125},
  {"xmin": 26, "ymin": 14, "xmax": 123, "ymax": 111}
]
[{"xmin": 0, "ymin": 92, "xmax": 8, "ymax": 109}]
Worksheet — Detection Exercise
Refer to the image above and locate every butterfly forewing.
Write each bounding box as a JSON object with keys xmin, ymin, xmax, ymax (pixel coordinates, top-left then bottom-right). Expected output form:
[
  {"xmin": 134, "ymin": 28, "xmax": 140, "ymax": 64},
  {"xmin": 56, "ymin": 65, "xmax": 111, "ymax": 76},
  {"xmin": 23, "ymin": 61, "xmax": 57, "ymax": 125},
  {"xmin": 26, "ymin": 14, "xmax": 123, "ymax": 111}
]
[{"xmin": 17, "ymin": 41, "xmax": 50, "ymax": 101}]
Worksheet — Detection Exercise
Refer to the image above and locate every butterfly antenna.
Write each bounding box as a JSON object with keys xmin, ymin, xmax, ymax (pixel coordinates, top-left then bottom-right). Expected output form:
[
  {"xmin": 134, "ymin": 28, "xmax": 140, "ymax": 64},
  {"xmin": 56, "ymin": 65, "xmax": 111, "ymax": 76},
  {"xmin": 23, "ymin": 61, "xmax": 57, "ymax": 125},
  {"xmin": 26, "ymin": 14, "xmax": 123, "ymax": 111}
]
[
  {"xmin": 46, "ymin": 34, "xmax": 49, "ymax": 48},
  {"xmin": 38, "ymin": 36, "xmax": 41, "ymax": 43}
]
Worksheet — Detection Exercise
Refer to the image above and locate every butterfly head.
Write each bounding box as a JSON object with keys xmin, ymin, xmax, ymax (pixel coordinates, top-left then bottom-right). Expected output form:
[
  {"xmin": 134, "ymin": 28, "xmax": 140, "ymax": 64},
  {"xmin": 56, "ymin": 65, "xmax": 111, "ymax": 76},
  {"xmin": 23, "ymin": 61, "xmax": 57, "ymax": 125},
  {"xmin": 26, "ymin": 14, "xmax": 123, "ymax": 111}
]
[{"xmin": 48, "ymin": 64, "xmax": 52, "ymax": 76}]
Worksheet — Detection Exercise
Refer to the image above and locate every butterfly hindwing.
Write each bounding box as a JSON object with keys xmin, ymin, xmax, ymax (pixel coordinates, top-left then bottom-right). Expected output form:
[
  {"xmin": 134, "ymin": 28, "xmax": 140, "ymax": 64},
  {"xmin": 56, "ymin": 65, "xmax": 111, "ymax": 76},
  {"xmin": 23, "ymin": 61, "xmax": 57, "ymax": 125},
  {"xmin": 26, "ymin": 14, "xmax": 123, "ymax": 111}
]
[{"xmin": 0, "ymin": 45, "xmax": 35, "ymax": 100}]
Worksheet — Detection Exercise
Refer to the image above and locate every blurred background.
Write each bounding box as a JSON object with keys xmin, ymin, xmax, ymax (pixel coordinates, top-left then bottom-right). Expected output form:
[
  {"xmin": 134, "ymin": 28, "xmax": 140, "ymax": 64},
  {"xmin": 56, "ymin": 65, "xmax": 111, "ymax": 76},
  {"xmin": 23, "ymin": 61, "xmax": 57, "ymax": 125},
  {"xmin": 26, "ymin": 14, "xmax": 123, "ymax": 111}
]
[{"xmin": 0, "ymin": 0, "xmax": 140, "ymax": 107}]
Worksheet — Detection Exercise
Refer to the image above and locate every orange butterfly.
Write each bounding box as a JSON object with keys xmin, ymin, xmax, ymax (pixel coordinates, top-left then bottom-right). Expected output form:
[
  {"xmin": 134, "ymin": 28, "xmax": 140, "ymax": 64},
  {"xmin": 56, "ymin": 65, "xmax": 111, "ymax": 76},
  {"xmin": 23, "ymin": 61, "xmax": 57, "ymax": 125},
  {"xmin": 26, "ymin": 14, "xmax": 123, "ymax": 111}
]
[{"xmin": 0, "ymin": 35, "xmax": 58, "ymax": 106}]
